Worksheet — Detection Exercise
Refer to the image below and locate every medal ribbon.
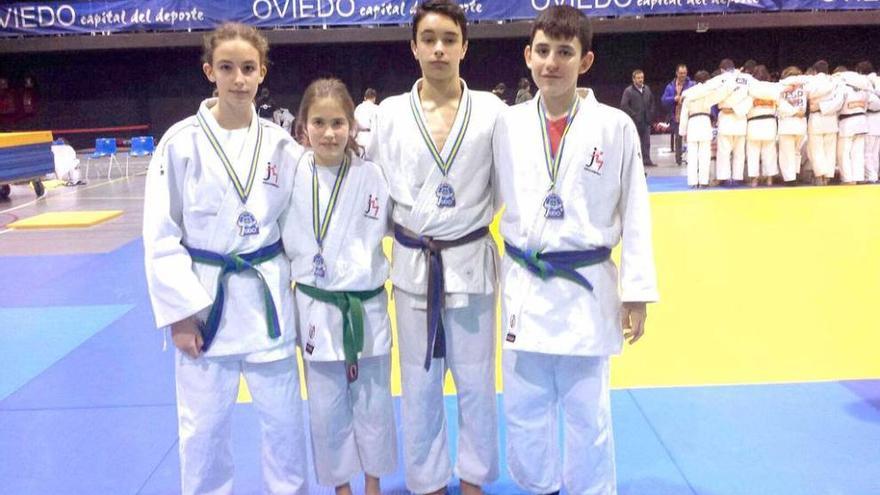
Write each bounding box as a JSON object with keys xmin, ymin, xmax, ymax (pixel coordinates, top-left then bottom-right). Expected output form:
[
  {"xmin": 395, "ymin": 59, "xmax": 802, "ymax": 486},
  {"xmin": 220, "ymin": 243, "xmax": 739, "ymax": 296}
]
[
  {"xmin": 196, "ymin": 111, "xmax": 263, "ymax": 205},
  {"xmin": 409, "ymin": 89, "xmax": 472, "ymax": 179},
  {"xmin": 312, "ymin": 154, "xmax": 351, "ymax": 250},
  {"xmin": 537, "ymin": 95, "xmax": 580, "ymax": 190}
]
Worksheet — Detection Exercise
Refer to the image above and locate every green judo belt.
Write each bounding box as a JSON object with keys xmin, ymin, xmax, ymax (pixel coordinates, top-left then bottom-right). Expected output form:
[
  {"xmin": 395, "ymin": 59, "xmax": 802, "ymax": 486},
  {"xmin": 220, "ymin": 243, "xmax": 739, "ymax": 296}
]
[
  {"xmin": 297, "ymin": 283, "xmax": 385, "ymax": 382},
  {"xmin": 184, "ymin": 240, "xmax": 283, "ymax": 351}
]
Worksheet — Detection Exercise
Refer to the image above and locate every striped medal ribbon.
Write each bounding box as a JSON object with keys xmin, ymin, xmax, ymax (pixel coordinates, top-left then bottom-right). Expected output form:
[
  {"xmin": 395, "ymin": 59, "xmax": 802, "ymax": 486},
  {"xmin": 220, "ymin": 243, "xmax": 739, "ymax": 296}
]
[
  {"xmin": 311, "ymin": 154, "xmax": 351, "ymax": 278},
  {"xmin": 196, "ymin": 111, "xmax": 264, "ymax": 236},
  {"xmin": 409, "ymin": 89, "xmax": 472, "ymax": 208},
  {"xmin": 538, "ymin": 95, "xmax": 580, "ymax": 220}
]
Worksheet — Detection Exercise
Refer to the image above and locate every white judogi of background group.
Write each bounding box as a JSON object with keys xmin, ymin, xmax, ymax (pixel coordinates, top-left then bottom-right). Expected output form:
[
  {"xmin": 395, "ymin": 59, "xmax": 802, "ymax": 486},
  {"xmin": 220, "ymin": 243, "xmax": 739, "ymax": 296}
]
[
  {"xmin": 746, "ymin": 80, "xmax": 784, "ymax": 180},
  {"xmin": 368, "ymin": 79, "xmax": 505, "ymax": 494},
  {"xmin": 866, "ymin": 74, "xmax": 880, "ymax": 182},
  {"xmin": 776, "ymin": 76, "xmax": 809, "ymax": 182},
  {"xmin": 806, "ymin": 73, "xmax": 844, "ymax": 180},
  {"xmin": 354, "ymin": 98, "xmax": 379, "ymax": 152},
  {"xmin": 715, "ymin": 70, "xmax": 755, "ymax": 182},
  {"xmin": 144, "ymin": 98, "xmax": 308, "ymax": 495},
  {"xmin": 836, "ymin": 72, "xmax": 871, "ymax": 183},
  {"xmin": 494, "ymin": 89, "xmax": 659, "ymax": 495},
  {"xmin": 281, "ymin": 151, "xmax": 398, "ymax": 488},
  {"xmin": 682, "ymin": 70, "xmax": 880, "ymax": 185},
  {"xmin": 679, "ymin": 77, "xmax": 728, "ymax": 186}
]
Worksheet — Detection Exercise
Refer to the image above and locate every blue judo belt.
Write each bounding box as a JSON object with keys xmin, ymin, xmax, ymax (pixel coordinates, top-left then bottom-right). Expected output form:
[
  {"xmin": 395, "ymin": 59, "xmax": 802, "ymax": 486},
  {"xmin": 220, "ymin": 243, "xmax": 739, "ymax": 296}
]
[
  {"xmin": 504, "ymin": 242, "xmax": 611, "ymax": 292},
  {"xmin": 393, "ymin": 224, "xmax": 489, "ymax": 371},
  {"xmin": 184, "ymin": 240, "xmax": 284, "ymax": 351}
]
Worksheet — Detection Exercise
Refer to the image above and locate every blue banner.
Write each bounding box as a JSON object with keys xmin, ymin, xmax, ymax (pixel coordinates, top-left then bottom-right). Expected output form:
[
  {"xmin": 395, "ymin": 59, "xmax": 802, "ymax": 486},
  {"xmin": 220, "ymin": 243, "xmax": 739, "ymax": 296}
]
[{"xmin": 0, "ymin": 0, "xmax": 877, "ymax": 37}]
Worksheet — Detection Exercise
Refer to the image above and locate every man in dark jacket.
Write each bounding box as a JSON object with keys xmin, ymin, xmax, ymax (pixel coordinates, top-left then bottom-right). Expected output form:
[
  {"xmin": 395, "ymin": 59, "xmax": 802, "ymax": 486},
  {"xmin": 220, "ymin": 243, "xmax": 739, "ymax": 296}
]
[
  {"xmin": 661, "ymin": 64, "xmax": 694, "ymax": 166},
  {"xmin": 620, "ymin": 69, "xmax": 656, "ymax": 166}
]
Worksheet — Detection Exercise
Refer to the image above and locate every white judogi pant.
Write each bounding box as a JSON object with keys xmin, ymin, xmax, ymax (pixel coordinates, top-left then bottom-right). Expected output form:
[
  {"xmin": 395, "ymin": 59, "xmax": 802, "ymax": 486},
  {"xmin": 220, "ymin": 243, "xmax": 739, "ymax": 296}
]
[
  {"xmin": 305, "ymin": 355, "xmax": 397, "ymax": 487},
  {"xmin": 175, "ymin": 352, "xmax": 308, "ymax": 495},
  {"xmin": 809, "ymin": 133, "xmax": 837, "ymax": 178},
  {"xmin": 686, "ymin": 138, "xmax": 712, "ymax": 186},
  {"xmin": 838, "ymin": 134, "xmax": 866, "ymax": 183},
  {"xmin": 716, "ymin": 135, "xmax": 746, "ymax": 181},
  {"xmin": 865, "ymin": 135, "xmax": 880, "ymax": 182},
  {"xmin": 778, "ymin": 135, "xmax": 806, "ymax": 182},
  {"xmin": 746, "ymin": 140, "xmax": 778, "ymax": 178},
  {"xmin": 503, "ymin": 350, "xmax": 615, "ymax": 495},
  {"xmin": 394, "ymin": 289, "xmax": 498, "ymax": 494}
]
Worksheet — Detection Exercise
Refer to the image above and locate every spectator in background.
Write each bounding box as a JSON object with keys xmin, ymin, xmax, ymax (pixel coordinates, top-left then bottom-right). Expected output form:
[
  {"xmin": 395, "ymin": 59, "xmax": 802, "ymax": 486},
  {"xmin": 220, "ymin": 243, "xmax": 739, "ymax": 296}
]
[
  {"xmin": 621, "ymin": 69, "xmax": 656, "ymax": 166},
  {"xmin": 492, "ymin": 82, "xmax": 508, "ymax": 104},
  {"xmin": 662, "ymin": 64, "xmax": 694, "ymax": 166},
  {"xmin": 255, "ymin": 87, "xmax": 275, "ymax": 119},
  {"xmin": 515, "ymin": 77, "xmax": 533, "ymax": 104}
]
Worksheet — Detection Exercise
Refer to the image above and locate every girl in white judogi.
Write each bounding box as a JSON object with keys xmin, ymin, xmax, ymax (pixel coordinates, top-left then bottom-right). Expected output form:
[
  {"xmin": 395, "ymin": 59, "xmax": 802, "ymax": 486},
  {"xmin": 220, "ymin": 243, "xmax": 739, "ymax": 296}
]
[
  {"xmin": 282, "ymin": 78, "xmax": 397, "ymax": 495},
  {"xmin": 142, "ymin": 23, "xmax": 308, "ymax": 495},
  {"xmin": 679, "ymin": 70, "xmax": 725, "ymax": 187},
  {"xmin": 777, "ymin": 67, "xmax": 810, "ymax": 184}
]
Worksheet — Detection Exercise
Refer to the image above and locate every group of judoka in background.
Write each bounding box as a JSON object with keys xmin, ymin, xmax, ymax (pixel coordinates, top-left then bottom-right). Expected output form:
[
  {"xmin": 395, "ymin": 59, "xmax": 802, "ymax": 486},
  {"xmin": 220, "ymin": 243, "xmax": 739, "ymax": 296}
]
[
  {"xmin": 677, "ymin": 58, "xmax": 880, "ymax": 188},
  {"xmin": 142, "ymin": 2, "xmax": 658, "ymax": 495}
]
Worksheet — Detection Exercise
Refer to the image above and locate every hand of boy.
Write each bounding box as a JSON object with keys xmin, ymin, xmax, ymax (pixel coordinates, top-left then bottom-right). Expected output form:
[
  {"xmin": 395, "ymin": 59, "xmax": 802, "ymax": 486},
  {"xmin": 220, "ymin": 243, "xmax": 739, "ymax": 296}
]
[
  {"xmin": 622, "ymin": 302, "xmax": 647, "ymax": 344},
  {"xmin": 171, "ymin": 316, "xmax": 204, "ymax": 359}
]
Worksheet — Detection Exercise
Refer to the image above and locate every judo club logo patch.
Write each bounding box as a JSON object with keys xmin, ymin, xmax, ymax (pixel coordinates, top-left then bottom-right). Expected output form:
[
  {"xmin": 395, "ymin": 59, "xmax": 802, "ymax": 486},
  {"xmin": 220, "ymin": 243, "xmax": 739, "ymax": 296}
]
[
  {"xmin": 262, "ymin": 161, "xmax": 279, "ymax": 187},
  {"xmin": 583, "ymin": 147, "xmax": 604, "ymax": 175},
  {"xmin": 363, "ymin": 194, "xmax": 380, "ymax": 219}
]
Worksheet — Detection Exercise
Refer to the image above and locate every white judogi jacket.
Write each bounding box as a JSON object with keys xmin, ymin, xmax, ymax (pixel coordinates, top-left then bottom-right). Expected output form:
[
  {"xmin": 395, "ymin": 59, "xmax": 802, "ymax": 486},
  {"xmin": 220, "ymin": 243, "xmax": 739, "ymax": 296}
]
[
  {"xmin": 807, "ymin": 74, "xmax": 845, "ymax": 135},
  {"xmin": 144, "ymin": 99, "xmax": 302, "ymax": 359},
  {"xmin": 679, "ymin": 81, "xmax": 728, "ymax": 142},
  {"xmin": 494, "ymin": 90, "xmax": 659, "ymax": 357},
  {"xmin": 778, "ymin": 76, "xmax": 809, "ymax": 136},
  {"xmin": 369, "ymin": 79, "xmax": 506, "ymax": 299},
  {"xmin": 836, "ymin": 72, "xmax": 870, "ymax": 138},
  {"xmin": 716, "ymin": 71, "xmax": 754, "ymax": 136},
  {"xmin": 747, "ymin": 81, "xmax": 782, "ymax": 141},
  {"xmin": 282, "ymin": 152, "xmax": 392, "ymax": 361}
]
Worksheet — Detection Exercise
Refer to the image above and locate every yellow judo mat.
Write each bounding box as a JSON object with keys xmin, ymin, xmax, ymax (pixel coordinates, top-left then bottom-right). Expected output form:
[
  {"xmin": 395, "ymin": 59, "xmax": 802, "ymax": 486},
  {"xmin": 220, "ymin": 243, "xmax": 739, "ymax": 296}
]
[
  {"xmin": 8, "ymin": 210, "xmax": 123, "ymax": 229},
  {"xmin": 239, "ymin": 185, "xmax": 880, "ymax": 402}
]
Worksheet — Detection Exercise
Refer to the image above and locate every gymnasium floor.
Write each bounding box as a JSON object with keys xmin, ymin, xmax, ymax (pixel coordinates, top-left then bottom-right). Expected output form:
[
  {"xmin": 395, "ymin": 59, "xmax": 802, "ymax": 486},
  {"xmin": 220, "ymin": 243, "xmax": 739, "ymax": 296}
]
[{"xmin": 1, "ymin": 145, "xmax": 879, "ymax": 495}]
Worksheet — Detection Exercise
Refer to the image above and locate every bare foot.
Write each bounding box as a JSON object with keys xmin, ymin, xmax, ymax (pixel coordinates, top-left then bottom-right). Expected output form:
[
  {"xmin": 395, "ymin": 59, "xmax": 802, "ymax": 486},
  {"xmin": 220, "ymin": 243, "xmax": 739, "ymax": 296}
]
[
  {"xmin": 365, "ymin": 475, "xmax": 380, "ymax": 495},
  {"xmin": 335, "ymin": 483, "xmax": 353, "ymax": 495},
  {"xmin": 461, "ymin": 480, "xmax": 483, "ymax": 495}
]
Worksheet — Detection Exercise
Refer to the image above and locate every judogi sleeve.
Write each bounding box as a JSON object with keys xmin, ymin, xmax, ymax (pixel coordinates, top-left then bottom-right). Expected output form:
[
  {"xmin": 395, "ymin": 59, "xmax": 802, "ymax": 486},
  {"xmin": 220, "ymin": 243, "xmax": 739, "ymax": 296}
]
[
  {"xmin": 678, "ymin": 97, "xmax": 690, "ymax": 137},
  {"xmin": 820, "ymin": 82, "xmax": 845, "ymax": 115},
  {"xmin": 618, "ymin": 120, "xmax": 659, "ymax": 303},
  {"xmin": 143, "ymin": 134, "xmax": 213, "ymax": 328}
]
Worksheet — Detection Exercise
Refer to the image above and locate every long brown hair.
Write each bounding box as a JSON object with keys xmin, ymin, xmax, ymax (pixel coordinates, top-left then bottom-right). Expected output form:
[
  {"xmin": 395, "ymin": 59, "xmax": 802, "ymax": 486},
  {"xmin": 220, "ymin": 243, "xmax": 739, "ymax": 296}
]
[
  {"xmin": 297, "ymin": 78, "xmax": 360, "ymax": 158},
  {"xmin": 202, "ymin": 22, "xmax": 269, "ymax": 67}
]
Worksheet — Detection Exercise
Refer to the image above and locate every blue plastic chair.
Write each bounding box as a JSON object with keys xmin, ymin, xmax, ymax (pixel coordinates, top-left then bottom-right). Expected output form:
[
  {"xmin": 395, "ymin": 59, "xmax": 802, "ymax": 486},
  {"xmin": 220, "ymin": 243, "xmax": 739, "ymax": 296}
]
[
  {"xmin": 126, "ymin": 136, "xmax": 154, "ymax": 176},
  {"xmin": 85, "ymin": 137, "xmax": 120, "ymax": 180}
]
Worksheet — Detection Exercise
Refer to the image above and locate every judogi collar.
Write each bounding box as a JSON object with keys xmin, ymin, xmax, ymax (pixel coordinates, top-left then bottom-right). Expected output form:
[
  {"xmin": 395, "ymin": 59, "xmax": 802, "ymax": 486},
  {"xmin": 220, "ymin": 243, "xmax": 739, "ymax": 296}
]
[{"xmin": 196, "ymin": 98, "xmax": 263, "ymax": 208}]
